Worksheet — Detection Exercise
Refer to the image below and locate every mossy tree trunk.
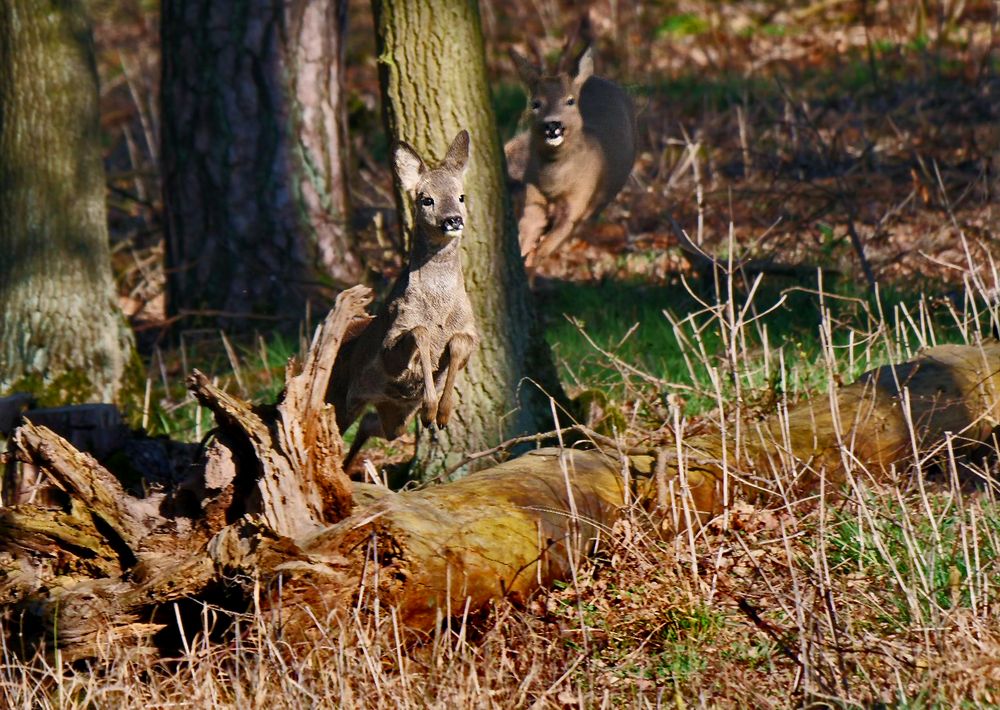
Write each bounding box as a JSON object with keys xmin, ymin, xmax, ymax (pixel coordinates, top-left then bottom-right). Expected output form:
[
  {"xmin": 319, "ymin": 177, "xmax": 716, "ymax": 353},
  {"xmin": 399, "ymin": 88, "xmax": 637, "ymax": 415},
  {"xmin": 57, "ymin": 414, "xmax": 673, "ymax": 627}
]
[
  {"xmin": 161, "ymin": 0, "xmax": 360, "ymax": 322},
  {"xmin": 0, "ymin": 0, "xmax": 134, "ymax": 403},
  {"xmin": 372, "ymin": 0, "xmax": 564, "ymax": 478}
]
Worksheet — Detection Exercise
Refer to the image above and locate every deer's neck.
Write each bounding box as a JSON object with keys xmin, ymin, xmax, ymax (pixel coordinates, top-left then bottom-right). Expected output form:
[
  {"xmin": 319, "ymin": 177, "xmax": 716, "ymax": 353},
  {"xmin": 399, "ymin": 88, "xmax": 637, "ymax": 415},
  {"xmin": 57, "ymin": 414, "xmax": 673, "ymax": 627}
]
[{"xmin": 408, "ymin": 228, "xmax": 463, "ymax": 277}]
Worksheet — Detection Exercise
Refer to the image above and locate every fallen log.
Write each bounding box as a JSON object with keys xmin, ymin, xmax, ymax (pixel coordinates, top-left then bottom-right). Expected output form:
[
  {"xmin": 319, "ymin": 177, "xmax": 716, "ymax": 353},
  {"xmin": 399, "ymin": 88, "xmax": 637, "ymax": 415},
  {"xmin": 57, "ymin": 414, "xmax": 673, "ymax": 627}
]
[
  {"xmin": 0, "ymin": 280, "xmax": 998, "ymax": 660},
  {"xmin": 276, "ymin": 447, "xmax": 627, "ymax": 635},
  {"xmin": 646, "ymin": 340, "xmax": 1000, "ymax": 527}
]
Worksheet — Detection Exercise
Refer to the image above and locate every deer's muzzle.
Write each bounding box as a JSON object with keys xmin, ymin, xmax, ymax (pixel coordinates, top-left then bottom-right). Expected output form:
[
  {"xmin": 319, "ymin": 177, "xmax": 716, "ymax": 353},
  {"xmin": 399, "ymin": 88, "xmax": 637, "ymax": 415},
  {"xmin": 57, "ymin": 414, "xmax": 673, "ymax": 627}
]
[
  {"xmin": 542, "ymin": 120, "xmax": 565, "ymax": 146},
  {"xmin": 441, "ymin": 216, "xmax": 464, "ymax": 234}
]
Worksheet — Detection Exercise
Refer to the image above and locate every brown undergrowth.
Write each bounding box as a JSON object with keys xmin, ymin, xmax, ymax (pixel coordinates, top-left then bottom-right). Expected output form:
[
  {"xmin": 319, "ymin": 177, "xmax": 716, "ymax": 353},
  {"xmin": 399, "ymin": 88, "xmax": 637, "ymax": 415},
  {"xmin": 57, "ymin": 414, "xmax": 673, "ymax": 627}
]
[
  {"xmin": 2, "ymin": 471, "xmax": 998, "ymax": 707},
  {"xmin": 4, "ymin": 1, "xmax": 993, "ymax": 708}
]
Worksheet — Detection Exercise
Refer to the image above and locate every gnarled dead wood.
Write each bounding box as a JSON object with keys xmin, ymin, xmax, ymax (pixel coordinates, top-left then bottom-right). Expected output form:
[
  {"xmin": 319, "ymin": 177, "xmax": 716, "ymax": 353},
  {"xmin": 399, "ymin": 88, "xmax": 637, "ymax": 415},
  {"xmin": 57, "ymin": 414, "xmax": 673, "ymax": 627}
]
[
  {"xmin": 272, "ymin": 447, "xmax": 626, "ymax": 637},
  {"xmin": 9, "ymin": 421, "xmax": 149, "ymax": 550},
  {"xmin": 187, "ymin": 284, "xmax": 373, "ymax": 538},
  {"xmin": 0, "ymin": 506, "xmax": 120, "ymax": 577},
  {"xmin": 1, "ymin": 310, "xmax": 998, "ymax": 661}
]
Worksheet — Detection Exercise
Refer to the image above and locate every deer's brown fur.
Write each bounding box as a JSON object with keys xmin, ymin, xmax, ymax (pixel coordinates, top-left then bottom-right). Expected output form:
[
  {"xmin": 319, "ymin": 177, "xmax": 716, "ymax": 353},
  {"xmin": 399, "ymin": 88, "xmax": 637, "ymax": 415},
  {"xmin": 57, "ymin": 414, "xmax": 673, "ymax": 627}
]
[
  {"xmin": 509, "ymin": 46, "xmax": 636, "ymax": 266},
  {"xmin": 328, "ymin": 131, "xmax": 478, "ymax": 469}
]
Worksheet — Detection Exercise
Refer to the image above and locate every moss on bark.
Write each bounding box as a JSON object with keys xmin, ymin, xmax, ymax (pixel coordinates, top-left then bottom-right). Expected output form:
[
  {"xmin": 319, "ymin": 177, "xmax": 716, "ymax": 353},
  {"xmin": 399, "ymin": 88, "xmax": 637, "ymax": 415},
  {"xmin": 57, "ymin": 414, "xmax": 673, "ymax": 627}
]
[{"xmin": 0, "ymin": 0, "xmax": 134, "ymax": 403}]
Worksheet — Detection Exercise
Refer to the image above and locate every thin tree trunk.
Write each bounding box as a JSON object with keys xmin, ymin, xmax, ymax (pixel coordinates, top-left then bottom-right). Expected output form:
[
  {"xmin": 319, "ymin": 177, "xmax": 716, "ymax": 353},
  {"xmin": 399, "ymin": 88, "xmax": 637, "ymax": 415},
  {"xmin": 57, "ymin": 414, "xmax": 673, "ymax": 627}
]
[
  {"xmin": 0, "ymin": 0, "xmax": 134, "ymax": 403},
  {"xmin": 161, "ymin": 0, "xmax": 360, "ymax": 322},
  {"xmin": 372, "ymin": 0, "xmax": 564, "ymax": 478}
]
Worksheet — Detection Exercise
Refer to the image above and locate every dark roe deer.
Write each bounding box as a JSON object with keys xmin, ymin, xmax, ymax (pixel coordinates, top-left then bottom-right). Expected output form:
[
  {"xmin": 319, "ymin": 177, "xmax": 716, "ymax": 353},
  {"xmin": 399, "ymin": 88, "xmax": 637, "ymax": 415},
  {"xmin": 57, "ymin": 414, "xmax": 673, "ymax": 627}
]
[
  {"xmin": 328, "ymin": 131, "xmax": 478, "ymax": 468},
  {"xmin": 509, "ymin": 46, "xmax": 636, "ymax": 265}
]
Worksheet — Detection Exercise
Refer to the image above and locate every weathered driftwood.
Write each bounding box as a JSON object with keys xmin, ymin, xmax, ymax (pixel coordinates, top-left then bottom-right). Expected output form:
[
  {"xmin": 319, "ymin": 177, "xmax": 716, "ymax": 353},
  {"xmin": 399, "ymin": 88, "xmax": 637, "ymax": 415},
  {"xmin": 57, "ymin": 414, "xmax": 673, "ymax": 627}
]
[
  {"xmin": 274, "ymin": 447, "xmax": 626, "ymax": 635},
  {"xmin": 0, "ymin": 285, "xmax": 374, "ymax": 659},
  {"xmin": 186, "ymin": 284, "xmax": 371, "ymax": 537},
  {"xmin": 1, "ymin": 279, "xmax": 998, "ymax": 660}
]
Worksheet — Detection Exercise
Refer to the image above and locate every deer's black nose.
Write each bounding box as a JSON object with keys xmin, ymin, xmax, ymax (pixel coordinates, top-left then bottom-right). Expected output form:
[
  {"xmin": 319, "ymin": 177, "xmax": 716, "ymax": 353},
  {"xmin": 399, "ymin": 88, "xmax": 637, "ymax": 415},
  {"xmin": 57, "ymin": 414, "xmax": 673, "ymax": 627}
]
[
  {"xmin": 441, "ymin": 216, "xmax": 464, "ymax": 232},
  {"xmin": 543, "ymin": 121, "xmax": 564, "ymax": 139}
]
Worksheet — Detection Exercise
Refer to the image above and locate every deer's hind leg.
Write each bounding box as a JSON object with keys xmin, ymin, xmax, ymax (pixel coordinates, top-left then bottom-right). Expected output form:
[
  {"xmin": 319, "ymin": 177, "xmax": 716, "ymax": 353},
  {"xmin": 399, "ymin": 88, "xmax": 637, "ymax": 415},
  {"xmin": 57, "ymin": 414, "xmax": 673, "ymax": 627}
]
[
  {"xmin": 435, "ymin": 332, "xmax": 476, "ymax": 428},
  {"xmin": 535, "ymin": 198, "xmax": 583, "ymax": 261},
  {"xmin": 343, "ymin": 401, "xmax": 411, "ymax": 471},
  {"xmin": 518, "ymin": 183, "xmax": 550, "ymax": 262}
]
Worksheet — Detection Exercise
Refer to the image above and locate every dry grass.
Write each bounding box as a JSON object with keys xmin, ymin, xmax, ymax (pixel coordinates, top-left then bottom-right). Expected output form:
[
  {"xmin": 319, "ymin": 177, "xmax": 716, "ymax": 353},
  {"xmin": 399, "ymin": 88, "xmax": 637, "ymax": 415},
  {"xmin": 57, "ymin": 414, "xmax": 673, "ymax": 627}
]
[
  {"xmin": 6, "ymin": 1, "xmax": 996, "ymax": 707},
  {"xmin": 3, "ymin": 235, "xmax": 998, "ymax": 709}
]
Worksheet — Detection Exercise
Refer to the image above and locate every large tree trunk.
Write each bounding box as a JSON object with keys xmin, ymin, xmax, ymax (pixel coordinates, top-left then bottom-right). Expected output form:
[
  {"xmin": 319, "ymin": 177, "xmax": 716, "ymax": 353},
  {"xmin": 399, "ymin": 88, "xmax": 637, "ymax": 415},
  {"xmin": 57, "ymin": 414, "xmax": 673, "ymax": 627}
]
[
  {"xmin": 0, "ymin": 1, "xmax": 134, "ymax": 403},
  {"xmin": 372, "ymin": 0, "xmax": 564, "ymax": 478},
  {"xmin": 161, "ymin": 0, "xmax": 360, "ymax": 322}
]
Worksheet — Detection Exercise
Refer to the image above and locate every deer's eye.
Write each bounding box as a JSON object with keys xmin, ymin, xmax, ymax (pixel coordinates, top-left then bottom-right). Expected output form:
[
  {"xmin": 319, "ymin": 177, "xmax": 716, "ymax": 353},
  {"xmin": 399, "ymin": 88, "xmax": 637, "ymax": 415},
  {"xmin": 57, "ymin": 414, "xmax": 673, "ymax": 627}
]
[
  {"xmin": 418, "ymin": 196, "xmax": 434, "ymax": 208},
  {"xmin": 566, "ymin": 96, "xmax": 575, "ymax": 106},
  {"xmin": 530, "ymin": 99, "xmax": 542, "ymax": 111},
  {"xmin": 459, "ymin": 194, "xmax": 465, "ymax": 203}
]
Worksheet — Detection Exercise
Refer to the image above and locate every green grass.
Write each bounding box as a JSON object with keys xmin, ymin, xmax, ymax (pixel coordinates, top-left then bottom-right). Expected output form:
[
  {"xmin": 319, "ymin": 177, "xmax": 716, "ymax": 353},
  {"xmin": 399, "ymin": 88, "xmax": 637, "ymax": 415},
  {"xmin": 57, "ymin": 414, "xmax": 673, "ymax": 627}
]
[
  {"xmin": 656, "ymin": 13, "xmax": 711, "ymax": 38},
  {"xmin": 822, "ymin": 491, "xmax": 1000, "ymax": 629},
  {"xmin": 133, "ymin": 269, "xmax": 984, "ymax": 458},
  {"xmin": 492, "ymin": 81, "xmax": 527, "ymax": 143},
  {"xmin": 554, "ymin": 575, "xmax": 728, "ymax": 687},
  {"xmin": 134, "ymin": 331, "xmax": 299, "ymax": 440},
  {"xmin": 537, "ymin": 275, "xmax": 967, "ymax": 417}
]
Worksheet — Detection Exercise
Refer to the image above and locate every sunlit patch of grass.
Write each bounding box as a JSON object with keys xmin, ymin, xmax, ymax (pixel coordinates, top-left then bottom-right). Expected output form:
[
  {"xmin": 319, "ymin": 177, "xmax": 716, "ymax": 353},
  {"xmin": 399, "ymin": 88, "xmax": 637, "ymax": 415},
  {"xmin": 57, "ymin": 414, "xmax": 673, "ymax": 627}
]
[
  {"xmin": 822, "ymin": 490, "xmax": 1000, "ymax": 630},
  {"xmin": 134, "ymin": 331, "xmax": 298, "ymax": 441},
  {"xmin": 538, "ymin": 275, "xmax": 968, "ymax": 421}
]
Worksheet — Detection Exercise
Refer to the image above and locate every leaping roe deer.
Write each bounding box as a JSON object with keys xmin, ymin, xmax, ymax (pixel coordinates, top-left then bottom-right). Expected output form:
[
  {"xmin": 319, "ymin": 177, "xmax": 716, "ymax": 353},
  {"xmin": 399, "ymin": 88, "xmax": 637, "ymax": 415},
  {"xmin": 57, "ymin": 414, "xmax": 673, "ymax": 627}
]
[
  {"xmin": 328, "ymin": 130, "xmax": 478, "ymax": 469},
  {"xmin": 509, "ymin": 44, "xmax": 636, "ymax": 267}
]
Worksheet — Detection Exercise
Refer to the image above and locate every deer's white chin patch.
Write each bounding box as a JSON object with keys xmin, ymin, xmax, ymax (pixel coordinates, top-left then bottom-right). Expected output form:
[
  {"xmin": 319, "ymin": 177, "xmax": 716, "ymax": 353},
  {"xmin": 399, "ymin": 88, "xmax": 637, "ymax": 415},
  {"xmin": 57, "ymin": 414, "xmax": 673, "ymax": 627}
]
[
  {"xmin": 444, "ymin": 227, "xmax": 464, "ymax": 238},
  {"xmin": 544, "ymin": 135, "xmax": 564, "ymax": 147}
]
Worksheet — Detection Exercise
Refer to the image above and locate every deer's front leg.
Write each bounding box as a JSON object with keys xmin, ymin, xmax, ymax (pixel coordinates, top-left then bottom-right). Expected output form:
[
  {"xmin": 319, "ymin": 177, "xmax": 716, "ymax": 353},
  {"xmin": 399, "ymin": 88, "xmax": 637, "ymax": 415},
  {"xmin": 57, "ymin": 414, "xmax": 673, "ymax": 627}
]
[
  {"xmin": 535, "ymin": 198, "xmax": 579, "ymax": 260},
  {"xmin": 409, "ymin": 325, "xmax": 439, "ymax": 427},
  {"xmin": 518, "ymin": 183, "xmax": 549, "ymax": 259},
  {"xmin": 435, "ymin": 332, "xmax": 476, "ymax": 428}
]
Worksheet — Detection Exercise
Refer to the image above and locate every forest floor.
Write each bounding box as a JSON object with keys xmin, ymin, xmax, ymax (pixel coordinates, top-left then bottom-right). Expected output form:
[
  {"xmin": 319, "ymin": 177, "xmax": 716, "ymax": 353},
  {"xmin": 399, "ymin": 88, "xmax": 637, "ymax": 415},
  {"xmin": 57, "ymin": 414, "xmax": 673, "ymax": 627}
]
[{"xmin": 4, "ymin": 0, "xmax": 999, "ymax": 707}]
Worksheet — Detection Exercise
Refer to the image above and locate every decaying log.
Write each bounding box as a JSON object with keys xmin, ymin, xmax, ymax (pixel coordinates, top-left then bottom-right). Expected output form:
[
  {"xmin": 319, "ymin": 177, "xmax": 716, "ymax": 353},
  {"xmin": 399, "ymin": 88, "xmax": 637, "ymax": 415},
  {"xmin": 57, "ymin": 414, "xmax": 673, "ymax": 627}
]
[
  {"xmin": 8, "ymin": 422, "xmax": 151, "ymax": 549},
  {"xmin": 3, "ymin": 403, "xmax": 128, "ymax": 507},
  {"xmin": 275, "ymin": 447, "xmax": 626, "ymax": 635},
  {"xmin": 1, "ymin": 279, "xmax": 998, "ymax": 661},
  {"xmin": 187, "ymin": 284, "xmax": 373, "ymax": 537},
  {"xmin": 646, "ymin": 341, "xmax": 1000, "ymax": 526}
]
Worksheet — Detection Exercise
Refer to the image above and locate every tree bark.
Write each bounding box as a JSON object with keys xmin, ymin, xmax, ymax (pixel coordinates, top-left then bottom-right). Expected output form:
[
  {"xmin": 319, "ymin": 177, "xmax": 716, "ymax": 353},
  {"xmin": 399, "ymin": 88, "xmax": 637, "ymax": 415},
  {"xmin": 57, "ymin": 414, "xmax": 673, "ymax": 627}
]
[
  {"xmin": 372, "ymin": 0, "xmax": 564, "ymax": 478},
  {"xmin": 0, "ymin": 0, "xmax": 134, "ymax": 403},
  {"xmin": 161, "ymin": 0, "xmax": 361, "ymax": 322}
]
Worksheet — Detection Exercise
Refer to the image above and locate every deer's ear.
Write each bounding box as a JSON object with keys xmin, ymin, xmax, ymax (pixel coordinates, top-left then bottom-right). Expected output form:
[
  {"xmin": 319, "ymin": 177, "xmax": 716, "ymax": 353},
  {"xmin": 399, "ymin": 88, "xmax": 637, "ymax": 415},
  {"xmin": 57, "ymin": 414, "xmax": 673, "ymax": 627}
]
[
  {"xmin": 443, "ymin": 130, "xmax": 471, "ymax": 175},
  {"xmin": 394, "ymin": 141, "xmax": 426, "ymax": 193},
  {"xmin": 510, "ymin": 48, "xmax": 540, "ymax": 87},
  {"xmin": 573, "ymin": 46, "xmax": 594, "ymax": 89}
]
